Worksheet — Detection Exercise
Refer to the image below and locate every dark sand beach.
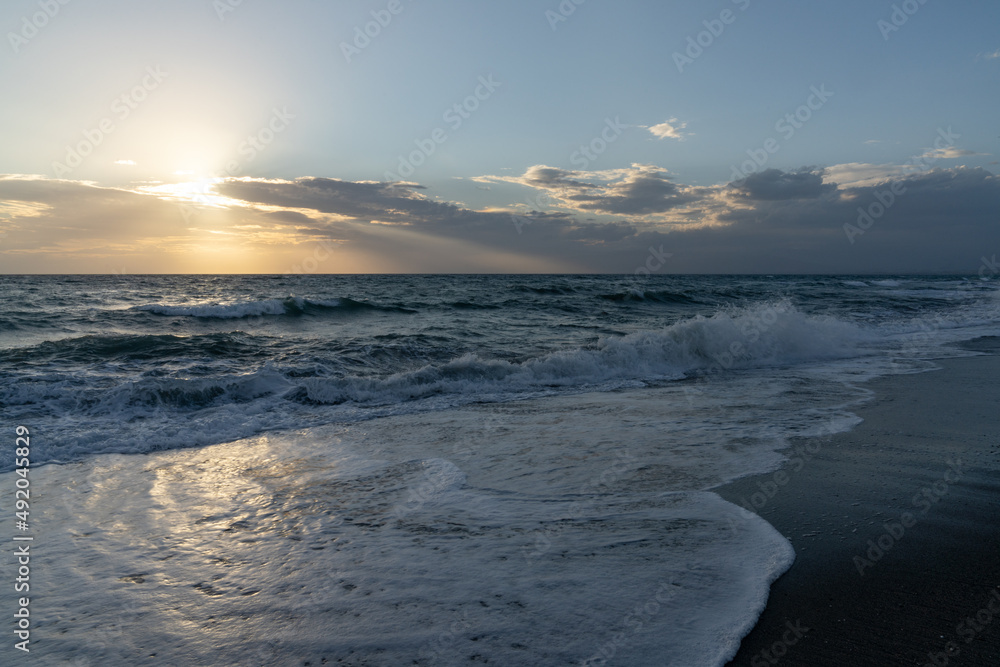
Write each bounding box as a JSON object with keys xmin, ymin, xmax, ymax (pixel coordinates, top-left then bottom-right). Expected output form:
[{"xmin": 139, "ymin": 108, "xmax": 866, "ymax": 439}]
[{"xmin": 719, "ymin": 338, "xmax": 1000, "ymax": 666}]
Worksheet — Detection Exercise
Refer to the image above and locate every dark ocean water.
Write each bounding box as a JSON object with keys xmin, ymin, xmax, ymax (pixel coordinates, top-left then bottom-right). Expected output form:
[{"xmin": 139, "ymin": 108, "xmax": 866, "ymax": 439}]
[{"xmin": 2, "ymin": 274, "xmax": 998, "ymax": 470}]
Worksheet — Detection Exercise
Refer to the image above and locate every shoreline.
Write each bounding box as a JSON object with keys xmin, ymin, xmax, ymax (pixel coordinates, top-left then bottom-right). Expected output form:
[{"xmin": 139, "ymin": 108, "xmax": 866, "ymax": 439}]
[{"xmin": 717, "ymin": 338, "xmax": 1000, "ymax": 666}]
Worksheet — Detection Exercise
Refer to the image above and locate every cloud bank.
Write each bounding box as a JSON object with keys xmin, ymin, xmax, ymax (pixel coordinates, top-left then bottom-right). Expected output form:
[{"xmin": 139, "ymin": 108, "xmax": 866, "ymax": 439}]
[{"xmin": 1, "ymin": 163, "xmax": 998, "ymax": 274}]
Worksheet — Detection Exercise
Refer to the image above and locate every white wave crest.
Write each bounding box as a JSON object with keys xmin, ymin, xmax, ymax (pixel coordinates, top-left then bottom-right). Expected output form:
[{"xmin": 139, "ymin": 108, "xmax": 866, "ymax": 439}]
[
  {"xmin": 299, "ymin": 301, "xmax": 872, "ymax": 405},
  {"xmin": 134, "ymin": 297, "xmax": 302, "ymax": 318}
]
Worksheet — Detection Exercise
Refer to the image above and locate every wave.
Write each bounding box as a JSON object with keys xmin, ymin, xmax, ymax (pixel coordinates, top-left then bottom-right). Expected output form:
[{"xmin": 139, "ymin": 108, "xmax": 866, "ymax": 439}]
[
  {"xmin": 9, "ymin": 302, "xmax": 875, "ymax": 417},
  {"xmin": 294, "ymin": 300, "xmax": 871, "ymax": 405},
  {"xmin": 3, "ymin": 332, "xmax": 261, "ymax": 364},
  {"xmin": 841, "ymin": 279, "xmax": 904, "ymax": 288},
  {"xmin": 449, "ymin": 301, "xmax": 500, "ymax": 310},
  {"xmin": 133, "ymin": 296, "xmax": 415, "ymax": 319},
  {"xmin": 0, "ymin": 301, "xmax": 882, "ymax": 468},
  {"xmin": 511, "ymin": 284, "xmax": 577, "ymax": 295},
  {"xmin": 600, "ymin": 289, "xmax": 702, "ymax": 305},
  {"xmin": 102, "ymin": 366, "xmax": 291, "ymax": 412}
]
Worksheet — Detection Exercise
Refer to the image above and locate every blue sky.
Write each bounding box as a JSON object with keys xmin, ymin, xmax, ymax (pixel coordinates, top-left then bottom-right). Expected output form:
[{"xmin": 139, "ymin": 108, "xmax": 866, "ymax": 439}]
[{"xmin": 1, "ymin": 0, "xmax": 998, "ymax": 273}]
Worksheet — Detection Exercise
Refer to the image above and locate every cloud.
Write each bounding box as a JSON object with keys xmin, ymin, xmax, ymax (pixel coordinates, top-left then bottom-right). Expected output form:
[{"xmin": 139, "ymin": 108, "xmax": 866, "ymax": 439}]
[
  {"xmin": 566, "ymin": 165, "xmax": 703, "ymax": 215},
  {"xmin": 822, "ymin": 162, "xmax": 907, "ymax": 188},
  {"xmin": 678, "ymin": 167, "xmax": 1000, "ymax": 273},
  {"xmin": 729, "ymin": 168, "xmax": 837, "ymax": 201},
  {"xmin": 976, "ymin": 49, "xmax": 1000, "ymax": 61},
  {"xmin": 519, "ymin": 165, "xmax": 596, "ymax": 191},
  {"xmin": 647, "ymin": 118, "xmax": 690, "ymax": 141},
  {"xmin": 919, "ymin": 147, "xmax": 989, "ymax": 160},
  {"xmin": 208, "ymin": 167, "xmax": 1000, "ymax": 273},
  {"xmin": 475, "ymin": 164, "xmax": 707, "ymax": 219},
  {"xmin": 2, "ymin": 165, "xmax": 999, "ymax": 274},
  {"xmin": 481, "ymin": 165, "xmax": 1000, "ymax": 272},
  {"xmin": 825, "ymin": 162, "xmax": 916, "ymax": 187},
  {"xmin": 222, "ymin": 166, "xmax": 1000, "ymax": 272},
  {"xmin": 0, "ymin": 176, "xmax": 356, "ymax": 272},
  {"xmin": 211, "ymin": 175, "xmax": 640, "ymax": 268}
]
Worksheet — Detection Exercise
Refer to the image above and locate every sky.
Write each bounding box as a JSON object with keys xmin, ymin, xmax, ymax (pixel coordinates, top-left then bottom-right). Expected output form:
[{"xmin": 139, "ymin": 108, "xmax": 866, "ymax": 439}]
[{"xmin": 1, "ymin": 0, "xmax": 998, "ymax": 274}]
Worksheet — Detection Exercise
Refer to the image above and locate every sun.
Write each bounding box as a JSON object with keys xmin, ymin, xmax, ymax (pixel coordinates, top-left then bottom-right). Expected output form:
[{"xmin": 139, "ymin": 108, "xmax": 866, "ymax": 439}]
[{"xmin": 137, "ymin": 174, "xmax": 238, "ymax": 209}]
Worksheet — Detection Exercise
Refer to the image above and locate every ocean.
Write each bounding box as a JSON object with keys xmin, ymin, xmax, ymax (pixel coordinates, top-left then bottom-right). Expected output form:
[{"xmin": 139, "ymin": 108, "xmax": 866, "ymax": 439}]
[{"xmin": 3, "ymin": 274, "xmax": 999, "ymax": 665}]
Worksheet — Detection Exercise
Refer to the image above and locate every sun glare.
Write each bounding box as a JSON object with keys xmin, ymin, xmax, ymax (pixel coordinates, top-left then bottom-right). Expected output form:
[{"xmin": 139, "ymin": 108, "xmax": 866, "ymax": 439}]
[{"xmin": 138, "ymin": 176, "xmax": 238, "ymax": 208}]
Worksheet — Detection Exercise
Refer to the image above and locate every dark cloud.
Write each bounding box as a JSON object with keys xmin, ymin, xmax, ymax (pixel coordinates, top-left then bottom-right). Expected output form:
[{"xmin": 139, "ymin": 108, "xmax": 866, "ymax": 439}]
[
  {"xmin": 217, "ymin": 176, "xmax": 639, "ymax": 248},
  {"xmin": 209, "ymin": 176, "xmax": 646, "ymax": 270},
  {"xmin": 729, "ymin": 168, "xmax": 837, "ymax": 201},
  {"xmin": 569, "ymin": 169, "xmax": 700, "ymax": 214},
  {"xmin": 220, "ymin": 178, "xmax": 430, "ymax": 222},
  {"xmin": 219, "ymin": 177, "xmax": 560, "ymax": 235},
  {"xmin": 2, "ymin": 166, "xmax": 998, "ymax": 274},
  {"xmin": 479, "ymin": 164, "xmax": 705, "ymax": 215},
  {"xmin": 521, "ymin": 166, "xmax": 596, "ymax": 191},
  {"xmin": 479, "ymin": 166, "xmax": 1000, "ymax": 273},
  {"xmin": 689, "ymin": 166, "xmax": 1000, "ymax": 272},
  {"xmin": 261, "ymin": 209, "xmax": 320, "ymax": 225}
]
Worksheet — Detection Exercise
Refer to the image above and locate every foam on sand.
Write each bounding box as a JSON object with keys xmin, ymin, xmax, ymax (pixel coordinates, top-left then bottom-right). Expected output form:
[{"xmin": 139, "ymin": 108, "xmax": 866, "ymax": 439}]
[{"xmin": 13, "ymin": 382, "xmax": 839, "ymax": 666}]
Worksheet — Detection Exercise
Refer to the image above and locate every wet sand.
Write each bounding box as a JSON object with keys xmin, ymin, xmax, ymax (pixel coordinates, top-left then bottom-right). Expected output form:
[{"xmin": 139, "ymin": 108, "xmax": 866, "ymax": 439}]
[{"xmin": 718, "ymin": 337, "xmax": 1000, "ymax": 666}]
